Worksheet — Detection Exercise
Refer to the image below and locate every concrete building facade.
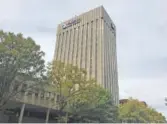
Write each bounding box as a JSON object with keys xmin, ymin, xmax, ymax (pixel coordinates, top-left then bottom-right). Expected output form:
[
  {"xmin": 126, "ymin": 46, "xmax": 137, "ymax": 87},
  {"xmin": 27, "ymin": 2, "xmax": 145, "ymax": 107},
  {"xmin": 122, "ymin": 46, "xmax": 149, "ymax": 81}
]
[{"xmin": 54, "ymin": 6, "xmax": 119, "ymax": 105}]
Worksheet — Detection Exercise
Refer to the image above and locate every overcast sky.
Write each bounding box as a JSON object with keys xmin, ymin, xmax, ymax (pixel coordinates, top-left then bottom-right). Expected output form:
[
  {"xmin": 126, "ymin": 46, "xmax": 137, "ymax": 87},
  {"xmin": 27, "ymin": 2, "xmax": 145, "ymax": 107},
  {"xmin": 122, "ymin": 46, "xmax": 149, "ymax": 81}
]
[{"xmin": 0, "ymin": 0, "xmax": 167, "ymax": 117}]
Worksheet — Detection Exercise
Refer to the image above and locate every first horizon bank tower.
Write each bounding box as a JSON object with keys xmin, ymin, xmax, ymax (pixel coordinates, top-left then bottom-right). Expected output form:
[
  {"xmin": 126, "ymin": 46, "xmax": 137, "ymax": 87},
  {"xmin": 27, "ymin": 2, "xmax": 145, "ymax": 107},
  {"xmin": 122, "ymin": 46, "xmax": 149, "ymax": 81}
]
[{"xmin": 54, "ymin": 6, "xmax": 119, "ymax": 105}]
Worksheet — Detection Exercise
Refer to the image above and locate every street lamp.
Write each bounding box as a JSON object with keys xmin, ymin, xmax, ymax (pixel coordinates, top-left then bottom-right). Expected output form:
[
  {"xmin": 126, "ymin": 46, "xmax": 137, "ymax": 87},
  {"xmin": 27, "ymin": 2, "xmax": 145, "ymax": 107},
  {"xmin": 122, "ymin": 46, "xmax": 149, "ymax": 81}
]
[{"xmin": 165, "ymin": 97, "xmax": 167, "ymax": 106}]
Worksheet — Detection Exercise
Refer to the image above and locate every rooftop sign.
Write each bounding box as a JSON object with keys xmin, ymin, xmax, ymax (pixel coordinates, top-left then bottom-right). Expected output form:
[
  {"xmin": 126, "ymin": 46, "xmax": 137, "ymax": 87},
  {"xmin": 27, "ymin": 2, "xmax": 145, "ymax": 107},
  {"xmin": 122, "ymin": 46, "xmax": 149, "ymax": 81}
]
[{"xmin": 62, "ymin": 16, "xmax": 80, "ymax": 29}]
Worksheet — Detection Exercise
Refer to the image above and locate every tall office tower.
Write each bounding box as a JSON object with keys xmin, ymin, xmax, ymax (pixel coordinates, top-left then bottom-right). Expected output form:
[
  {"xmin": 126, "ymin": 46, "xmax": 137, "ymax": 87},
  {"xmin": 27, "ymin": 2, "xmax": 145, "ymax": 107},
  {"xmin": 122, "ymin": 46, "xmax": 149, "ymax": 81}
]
[{"xmin": 54, "ymin": 6, "xmax": 119, "ymax": 105}]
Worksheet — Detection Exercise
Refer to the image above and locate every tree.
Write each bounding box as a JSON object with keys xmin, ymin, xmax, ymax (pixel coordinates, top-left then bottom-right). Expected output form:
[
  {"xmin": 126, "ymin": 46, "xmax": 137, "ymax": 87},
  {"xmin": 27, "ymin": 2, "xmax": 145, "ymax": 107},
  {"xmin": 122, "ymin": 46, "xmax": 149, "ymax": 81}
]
[
  {"xmin": 47, "ymin": 61, "xmax": 118, "ymax": 122},
  {"xmin": 119, "ymin": 98, "xmax": 166, "ymax": 123},
  {"xmin": 68, "ymin": 98, "xmax": 119, "ymax": 123},
  {"xmin": 0, "ymin": 30, "xmax": 46, "ymax": 109}
]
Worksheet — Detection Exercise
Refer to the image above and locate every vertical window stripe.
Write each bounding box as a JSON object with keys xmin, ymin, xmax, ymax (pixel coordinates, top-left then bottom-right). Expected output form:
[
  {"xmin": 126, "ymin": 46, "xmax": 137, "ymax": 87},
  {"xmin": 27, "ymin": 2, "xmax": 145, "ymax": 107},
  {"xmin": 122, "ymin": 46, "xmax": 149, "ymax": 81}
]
[
  {"xmin": 80, "ymin": 25, "xmax": 84, "ymax": 68},
  {"xmin": 67, "ymin": 29, "xmax": 72, "ymax": 62},
  {"xmin": 72, "ymin": 28, "xmax": 76, "ymax": 63},
  {"xmin": 90, "ymin": 21, "xmax": 93, "ymax": 77},
  {"xmin": 85, "ymin": 23, "xmax": 89, "ymax": 70},
  {"xmin": 76, "ymin": 26, "xmax": 80, "ymax": 65}
]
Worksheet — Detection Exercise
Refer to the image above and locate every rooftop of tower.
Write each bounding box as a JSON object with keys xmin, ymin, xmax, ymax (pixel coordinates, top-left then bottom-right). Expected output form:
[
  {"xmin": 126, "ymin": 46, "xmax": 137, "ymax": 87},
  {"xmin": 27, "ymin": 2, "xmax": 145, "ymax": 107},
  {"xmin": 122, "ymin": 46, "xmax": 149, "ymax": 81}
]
[
  {"xmin": 57, "ymin": 5, "xmax": 115, "ymax": 28},
  {"xmin": 60, "ymin": 5, "xmax": 104, "ymax": 23}
]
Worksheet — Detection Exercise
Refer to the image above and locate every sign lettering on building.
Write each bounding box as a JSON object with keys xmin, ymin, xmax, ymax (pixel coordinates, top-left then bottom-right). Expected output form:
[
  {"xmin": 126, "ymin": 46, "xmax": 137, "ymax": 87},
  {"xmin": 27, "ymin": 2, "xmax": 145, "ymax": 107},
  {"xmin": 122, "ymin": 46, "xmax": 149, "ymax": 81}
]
[{"xmin": 62, "ymin": 16, "xmax": 80, "ymax": 29}]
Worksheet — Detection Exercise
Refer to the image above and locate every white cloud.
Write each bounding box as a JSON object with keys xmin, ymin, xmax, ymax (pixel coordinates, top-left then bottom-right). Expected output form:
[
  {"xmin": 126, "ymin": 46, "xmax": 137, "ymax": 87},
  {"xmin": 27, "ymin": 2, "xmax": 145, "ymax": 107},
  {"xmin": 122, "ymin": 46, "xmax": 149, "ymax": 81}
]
[{"xmin": 0, "ymin": 0, "xmax": 22, "ymax": 21}]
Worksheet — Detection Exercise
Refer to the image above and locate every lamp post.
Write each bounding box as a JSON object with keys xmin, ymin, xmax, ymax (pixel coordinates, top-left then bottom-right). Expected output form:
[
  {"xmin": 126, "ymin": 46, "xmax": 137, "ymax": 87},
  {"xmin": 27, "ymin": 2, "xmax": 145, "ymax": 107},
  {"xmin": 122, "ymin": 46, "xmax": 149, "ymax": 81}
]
[{"xmin": 165, "ymin": 97, "xmax": 167, "ymax": 106}]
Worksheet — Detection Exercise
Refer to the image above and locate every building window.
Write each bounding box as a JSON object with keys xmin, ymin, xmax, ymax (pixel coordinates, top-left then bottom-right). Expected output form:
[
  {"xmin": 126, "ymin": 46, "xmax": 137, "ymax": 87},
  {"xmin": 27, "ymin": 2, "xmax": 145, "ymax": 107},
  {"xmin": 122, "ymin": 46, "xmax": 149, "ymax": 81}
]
[
  {"xmin": 51, "ymin": 97, "xmax": 54, "ymax": 101},
  {"xmin": 35, "ymin": 93, "xmax": 38, "ymax": 97},
  {"xmin": 46, "ymin": 92, "xmax": 50, "ymax": 98},
  {"xmin": 57, "ymin": 94, "xmax": 60, "ymax": 102},
  {"xmin": 40, "ymin": 93, "xmax": 44, "ymax": 98},
  {"xmin": 27, "ymin": 91, "xmax": 32, "ymax": 96}
]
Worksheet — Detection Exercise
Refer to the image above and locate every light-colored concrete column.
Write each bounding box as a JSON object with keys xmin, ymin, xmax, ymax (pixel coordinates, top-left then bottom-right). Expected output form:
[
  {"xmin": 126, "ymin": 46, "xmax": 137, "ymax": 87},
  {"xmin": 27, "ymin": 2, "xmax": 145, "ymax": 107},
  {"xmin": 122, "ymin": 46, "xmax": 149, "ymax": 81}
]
[
  {"xmin": 81, "ymin": 21, "xmax": 86, "ymax": 70},
  {"xmin": 73, "ymin": 27, "xmax": 78, "ymax": 66},
  {"xmin": 59, "ymin": 32, "xmax": 64, "ymax": 61},
  {"xmin": 91, "ymin": 15, "xmax": 96, "ymax": 79},
  {"xmin": 65, "ymin": 30, "xmax": 70, "ymax": 64},
  {"xmin": 57, "ymin": 33, "xmax": 62, "ymax": 61},
  {"xmin": 78, "ymin": 24, "xmax": 83, "ymax": 68},
  {"xmin": 100, "ymin": 17, "xmax": 105, "ymax": 87},
  {"xmin": 54, "ymin": 34, "xmax": 59, "ymax": 60},
  {"xmin": 87, "ymin": 19, "xmax": 91, "ymax": 80},
  {"xmin": 45, "ymin": 108, "xmax": 50, "ymax": 123},
  {"xmin": 18, "ymin": 103, "xmax": 25, "ymax": 123},
  {"xmin": 60, "ymin": 32, "xmax": 65, "ymax": 62},
  {"xmin": 69, "ymin": 29, "xmax": 74, "ymax": 64},
  {"xmin": 97, "ymin": 17, "xmax": 103, "ymax": 86}
]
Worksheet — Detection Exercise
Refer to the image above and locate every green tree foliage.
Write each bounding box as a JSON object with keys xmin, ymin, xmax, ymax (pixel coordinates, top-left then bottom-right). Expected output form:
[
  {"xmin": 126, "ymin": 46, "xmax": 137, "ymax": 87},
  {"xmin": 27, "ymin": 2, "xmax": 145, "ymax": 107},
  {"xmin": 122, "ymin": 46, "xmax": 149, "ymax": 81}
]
[
  {"xmin": 0, "ymin": 30, "xmax": 46, "ymax": 109},
  {"xmin": 68, "ymin": 99, "xmax": 119, "ymax": 123},
  {"xmin": 119, "ymin": 98, "xmax": 166, "ymax": 123},
  {"xmin": 47, "ymin": 61, "xmax": 118, "ymax": 123}
]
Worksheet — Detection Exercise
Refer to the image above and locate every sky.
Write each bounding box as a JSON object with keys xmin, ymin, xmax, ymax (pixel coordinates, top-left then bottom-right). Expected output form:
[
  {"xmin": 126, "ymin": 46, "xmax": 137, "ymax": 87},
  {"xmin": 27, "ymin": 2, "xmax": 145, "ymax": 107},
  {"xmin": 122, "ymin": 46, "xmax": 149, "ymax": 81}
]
[{"xmin": 0, "ymin": 0, "xmax": 167, "ymax": 117}]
